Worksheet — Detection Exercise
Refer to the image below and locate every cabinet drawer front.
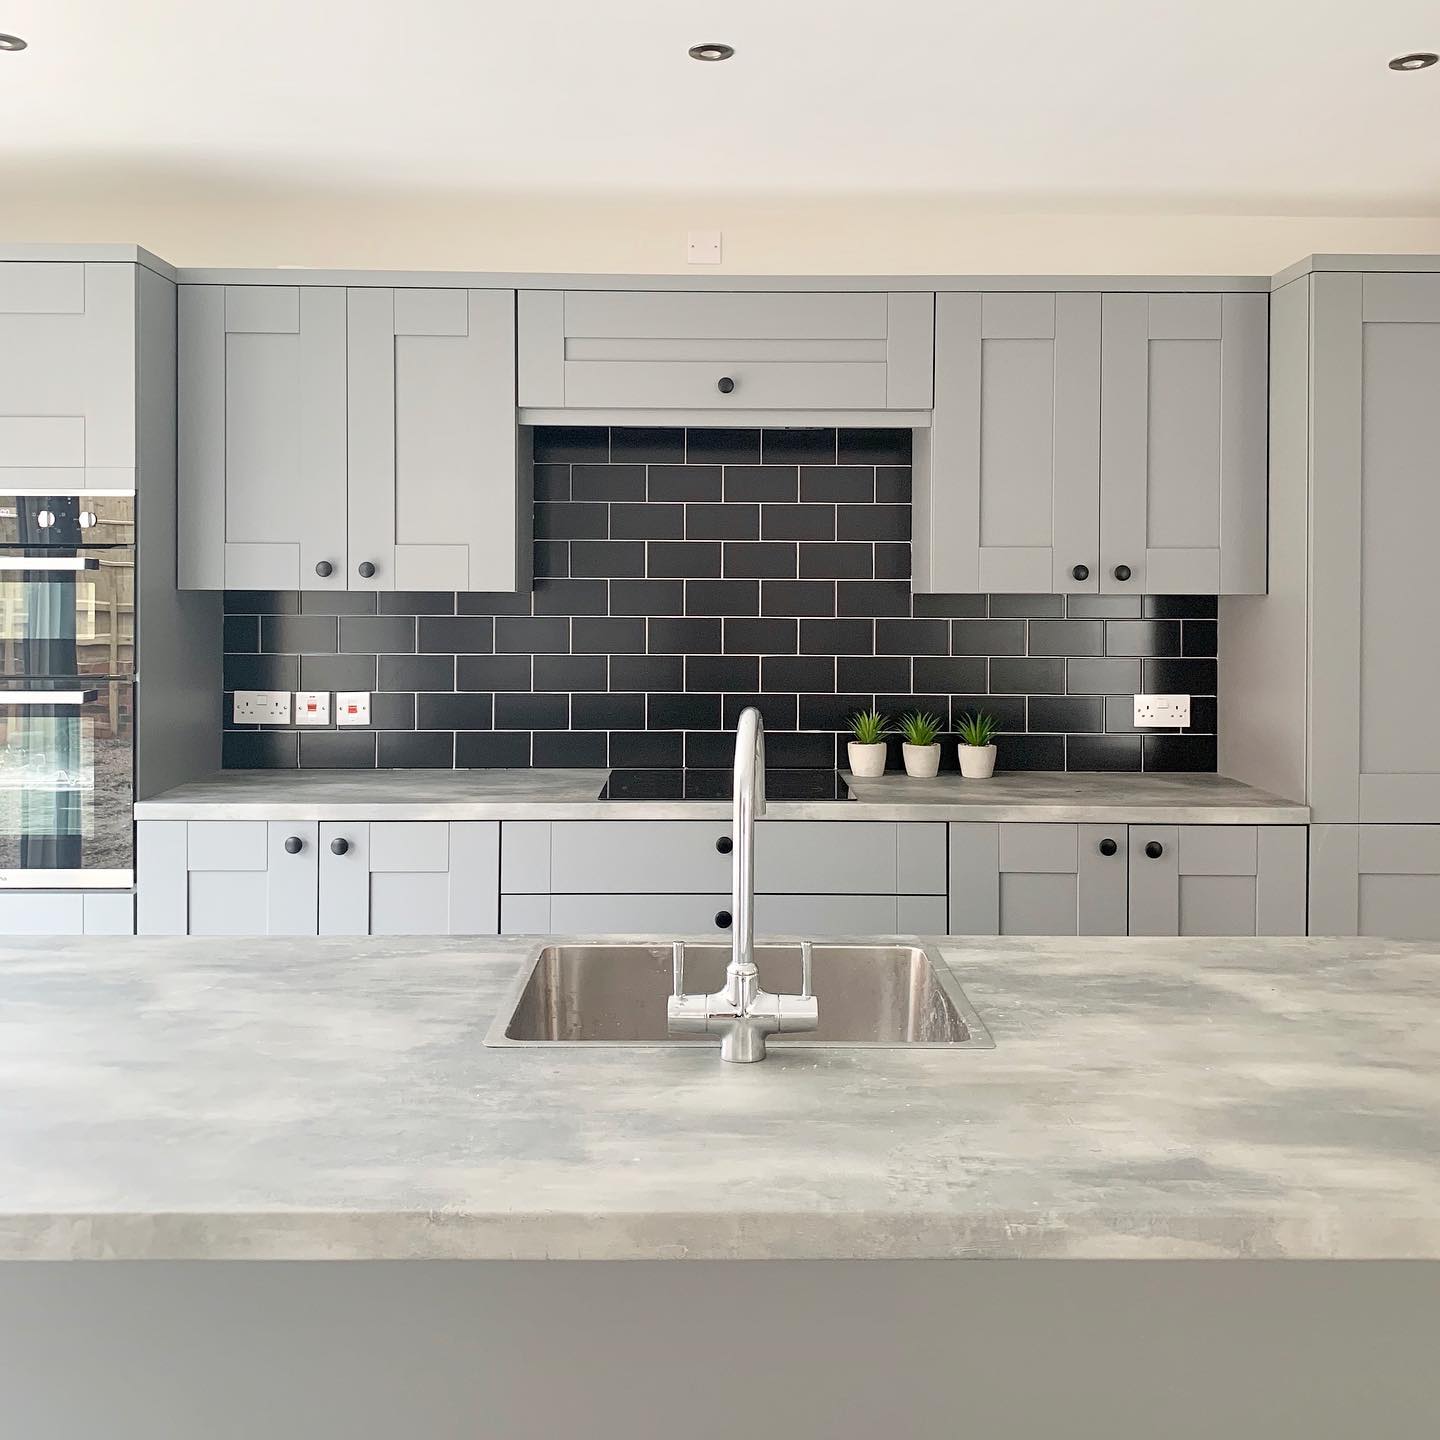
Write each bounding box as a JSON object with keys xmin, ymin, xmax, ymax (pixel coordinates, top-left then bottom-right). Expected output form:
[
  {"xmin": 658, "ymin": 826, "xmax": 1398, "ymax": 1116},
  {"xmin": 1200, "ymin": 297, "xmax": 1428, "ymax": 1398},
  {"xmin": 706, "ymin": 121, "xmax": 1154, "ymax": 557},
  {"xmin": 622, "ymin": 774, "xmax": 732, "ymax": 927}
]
[
  {"xmin": 754, "ymin": 821, "xmax": 896, "ymax": 894},
  {"xmin": 187, "ymin": 821, "xmax": 269, "ymax": 871},
  {"xmin": 549, "ymin": 821, "xmax": 731, "ymax": 893},
  {"xmin": 549, "ymin": 892, "xmax": 731, "ymax": 935},
  {"xmin": 564, "ymin": 291, "xmax": 889, "ymax": 341},
  {"xmin": 369, "ymin": 822, "xmax": 449, "ymax": 873},
  {"xmin": 755, "ymin": 893, "xmax": 900, "ymax": 935}
]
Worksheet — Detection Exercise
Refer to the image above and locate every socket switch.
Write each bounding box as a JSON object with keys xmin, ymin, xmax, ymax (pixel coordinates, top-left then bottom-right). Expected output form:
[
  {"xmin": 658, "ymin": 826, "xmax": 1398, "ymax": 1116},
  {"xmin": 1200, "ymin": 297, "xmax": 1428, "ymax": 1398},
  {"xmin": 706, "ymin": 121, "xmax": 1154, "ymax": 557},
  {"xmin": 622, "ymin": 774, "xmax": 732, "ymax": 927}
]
[
  {"xmin": 1133, "ymin": 694, "xmax": 1191, "ymax": 728},
  {"xmin": 336, "ymin": 691, "xmax": 371, "ymax": 727},
  {"xmin": 233, "ymin": 690, "xmax": 292, "ymax": 725},
  {"xmin": 294, "ymin": 691, "xmax": 330, "ymax": 726}
]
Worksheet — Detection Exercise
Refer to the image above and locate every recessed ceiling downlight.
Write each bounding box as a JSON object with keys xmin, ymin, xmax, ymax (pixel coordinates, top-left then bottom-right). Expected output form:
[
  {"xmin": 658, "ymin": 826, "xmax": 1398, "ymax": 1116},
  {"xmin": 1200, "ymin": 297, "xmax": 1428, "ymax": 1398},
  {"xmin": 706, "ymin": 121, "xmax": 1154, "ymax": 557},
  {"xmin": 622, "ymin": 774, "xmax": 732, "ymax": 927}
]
[
  {"xmin": 689, "ymin": 42, "xmax": 734, "ymax": 62},
  {"xmin": 1389, "ymin": 51, "xmax": 1438, "ymax": 71},
  {"xmin": 0, "ymin": 33, "xmax": 28, "ymax": 51}
]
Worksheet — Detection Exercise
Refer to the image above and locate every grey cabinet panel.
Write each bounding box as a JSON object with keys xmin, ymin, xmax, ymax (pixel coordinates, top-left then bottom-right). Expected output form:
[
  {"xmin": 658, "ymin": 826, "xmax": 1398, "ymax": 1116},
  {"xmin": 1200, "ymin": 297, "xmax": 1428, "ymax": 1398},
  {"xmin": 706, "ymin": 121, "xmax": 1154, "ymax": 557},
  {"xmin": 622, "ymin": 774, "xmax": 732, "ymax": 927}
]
[
  {"xmin": 1100, "ymin": 292, "xmax": 1267, "ymax": 595},
  {"xmin": 947, "ymin": 822, "xmax": 1126, "ymax": 936},
  {"xmin": 83, "ymin": 892, "xmax": 136, "ymax": 936},
  {"xmin": 178, "ymin": 284, "xmax": 348, "ymax": 590},
  {"xmin": 896, "ymin": 895, "xmax": 948, "ymax": 934},
  {"xmin": 263, "ymin": 822, "xmax": 320, "ymax": 935},
  {"xmin": 0, "ymin": 262, "xmax": 136, "ymax": 482},
  {"xmin": 755, "ymin": 821, "xmax": 944, "ymax": 895},
  {"xmin": 1127, "ymin": 825, "xmax": 1181, "ymax": 935},
  {"xmin": 449, "ymin": 823, "xmax": 501, "ymax": 936},
  {"xmin": 501, "ymin": 893, "xmax": 553, "ymax": 935},
  {"xmin": 1310, "ymin": 824, "xmax": 1440, "ymax": 940},
  {"xmin": 549, "ymin": 892, "xmax": 732, "ymax": 936},
  {"xmin": 137, "ymin": 820, "xmax": 188, "ymax": 935},
  {"xmin": 500, "ymin": 821, "xmax": 552, "ymax": 894},
  {"xmin": 755, "ymin": 893, "xmax": 907, "ymax": 935},
  {"xmin": 1309, "ymin": 274, "xmax": 1440, "ymax": 823},
  {"xmin": 347, "ymin": 288, "xmax": 525, "ymax": 594},
  {"xmin": 518, "ymin": 290, "xmax": 931, "ymax": 411},
  {"xmin": 187, "ymin": 819, "xmax": 268, "ymax": 871},
  {"xmin": 920, "ymin": 293, "xmax": 1100, "ymax": 594},
  {"xmin": 318, "ymin": 822, "xmax": 371, "ymax": 935},
  {"xmin": 0, "ymin": 893, "xmax": 86, "ymax": 935},
  {"xmin": 548, "ymin": 821, "xmax": 733, "ymax": 894},
  {"xmin": 183, "ymin": 820, "xmax": 318, "ymax": 936}
]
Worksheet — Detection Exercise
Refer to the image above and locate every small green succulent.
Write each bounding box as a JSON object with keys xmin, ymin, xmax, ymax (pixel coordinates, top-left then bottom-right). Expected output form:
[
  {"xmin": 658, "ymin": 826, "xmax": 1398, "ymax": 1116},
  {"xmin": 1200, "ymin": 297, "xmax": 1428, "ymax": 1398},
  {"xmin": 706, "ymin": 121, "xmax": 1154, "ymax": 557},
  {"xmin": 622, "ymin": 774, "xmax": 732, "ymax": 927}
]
[
  {"xmin": 848, "ymin": 708, "xmax": 892, "ymax": 746},
  {"xmin": 956, "ymin": 710, "xmax": 1000, "ymax": 747},
  {"xmin": 898, "ymin": 710, "xmax": 943, "ymax": 748}
]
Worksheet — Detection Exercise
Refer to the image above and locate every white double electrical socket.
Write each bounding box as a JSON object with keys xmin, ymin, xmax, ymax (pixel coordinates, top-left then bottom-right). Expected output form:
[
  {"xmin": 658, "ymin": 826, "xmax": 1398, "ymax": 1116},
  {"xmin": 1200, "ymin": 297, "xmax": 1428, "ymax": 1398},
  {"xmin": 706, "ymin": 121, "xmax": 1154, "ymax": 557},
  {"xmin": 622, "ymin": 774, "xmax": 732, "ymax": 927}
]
[
  {"xmin": 1133, "ymin": 694, "xmax": 1191, "ymax": 728},
  {"xmin": 294, "ymin": 691, "xmax": 330, "ymax": 726},
  {"xmin": 335, "ymin": 692, "xmax": 371, "ymax": 727},
  {"xmin": 233, "ymin": 690, "xmax": 291, "ymax": 725}
]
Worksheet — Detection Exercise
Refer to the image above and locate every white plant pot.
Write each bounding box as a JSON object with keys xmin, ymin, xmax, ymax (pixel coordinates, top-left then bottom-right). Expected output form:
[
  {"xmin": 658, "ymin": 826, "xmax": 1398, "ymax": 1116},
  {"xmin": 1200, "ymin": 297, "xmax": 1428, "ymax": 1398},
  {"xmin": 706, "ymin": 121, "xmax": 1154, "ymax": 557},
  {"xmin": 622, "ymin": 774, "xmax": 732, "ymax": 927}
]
[
  {"xmin": 958, "ymin": 743, "xmax": 998, "ymax": 779},
  {"xmin": 902, "ymin": 742, "xmax": 941, "ymax": 779},
  {"xmin": 847, "ymin": 740, "xmax": 888, "ymax": 778}
]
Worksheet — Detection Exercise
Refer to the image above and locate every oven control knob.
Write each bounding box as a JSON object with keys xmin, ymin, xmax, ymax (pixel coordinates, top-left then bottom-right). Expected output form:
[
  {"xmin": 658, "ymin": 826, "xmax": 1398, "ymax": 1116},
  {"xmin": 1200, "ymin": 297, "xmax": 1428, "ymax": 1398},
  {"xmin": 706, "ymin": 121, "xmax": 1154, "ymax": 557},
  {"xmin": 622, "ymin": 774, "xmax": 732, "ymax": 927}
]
[
  {"xmin": 78, "ymin": 511, "xmax": 98, "ymax": 529},
  {"xmin": 37, "ymin": 510, "xmax": 56, "ymax": 529}
]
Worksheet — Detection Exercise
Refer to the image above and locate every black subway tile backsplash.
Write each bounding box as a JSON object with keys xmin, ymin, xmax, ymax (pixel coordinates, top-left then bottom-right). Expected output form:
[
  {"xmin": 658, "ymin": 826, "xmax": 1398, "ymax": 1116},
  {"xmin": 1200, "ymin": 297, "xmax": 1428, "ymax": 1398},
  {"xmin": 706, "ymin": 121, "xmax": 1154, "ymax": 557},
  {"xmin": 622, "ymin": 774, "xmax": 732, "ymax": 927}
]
[{"xmin": 223, "ymin": 427, "xmax": 1220, "ymax": 775}]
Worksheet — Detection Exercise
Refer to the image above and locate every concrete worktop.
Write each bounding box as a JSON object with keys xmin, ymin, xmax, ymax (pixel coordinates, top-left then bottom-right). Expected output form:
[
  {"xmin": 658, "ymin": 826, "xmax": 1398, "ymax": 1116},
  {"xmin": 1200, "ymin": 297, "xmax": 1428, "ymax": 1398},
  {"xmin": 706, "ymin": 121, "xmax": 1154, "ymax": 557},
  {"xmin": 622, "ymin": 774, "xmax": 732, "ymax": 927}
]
[
  {"xmin": 135, "ymin": 768, "xmax": 1307, "ymax": 824},
  {"xmin": 2, "ymin": 932, "xmax": 1433, "ymax": 1262}
]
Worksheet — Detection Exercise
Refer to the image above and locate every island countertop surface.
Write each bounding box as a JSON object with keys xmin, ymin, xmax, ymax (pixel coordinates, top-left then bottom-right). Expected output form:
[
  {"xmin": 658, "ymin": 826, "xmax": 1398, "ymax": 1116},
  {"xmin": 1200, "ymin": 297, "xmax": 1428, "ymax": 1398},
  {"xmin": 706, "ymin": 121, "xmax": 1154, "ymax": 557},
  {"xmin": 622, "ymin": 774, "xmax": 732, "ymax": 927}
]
[
  {"xmin": 134, "ymin": 768, "xmax": 1308, "ymax": 823},
  {"xmin": 2, "ymin": 932, "xmax": 1434, "ymax": 1263}
]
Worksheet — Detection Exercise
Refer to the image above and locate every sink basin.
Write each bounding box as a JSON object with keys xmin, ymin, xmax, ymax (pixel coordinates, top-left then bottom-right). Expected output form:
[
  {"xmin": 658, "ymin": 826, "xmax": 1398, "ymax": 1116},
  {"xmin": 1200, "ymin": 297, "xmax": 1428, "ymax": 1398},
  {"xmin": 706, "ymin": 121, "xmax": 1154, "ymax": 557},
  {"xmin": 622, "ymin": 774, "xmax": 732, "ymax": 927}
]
[{"xmin": 485, "ymin": 942, "xmax": 994, "ymax": 1049}]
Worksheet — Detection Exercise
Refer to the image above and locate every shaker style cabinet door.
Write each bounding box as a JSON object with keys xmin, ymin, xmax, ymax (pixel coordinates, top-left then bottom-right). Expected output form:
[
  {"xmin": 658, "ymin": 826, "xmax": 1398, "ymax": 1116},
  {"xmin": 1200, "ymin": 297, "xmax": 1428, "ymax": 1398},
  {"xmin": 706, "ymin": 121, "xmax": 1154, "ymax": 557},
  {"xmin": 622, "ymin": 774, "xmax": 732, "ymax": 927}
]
[
  {"xmin": 1099, "ymin": 292, "xmax": 1267, "ymax": 594},
  {"xmin": 1308, "ymin": 274, "xmax": 1440, "ymax": 823},
  {"xmin": 947, "ymin": 822, "xmax": 1128, "ymax": 936},
  {"xmin": 0, "ymin": 262, "xmax": 137, "ymax": 490},
  {"xmin": 917, "ymin": 293, "xmax": 1101, "ymax": 594},
  {"xmin": 1127, "ymin": 825, "xmax": 1306, "ymax": 937},
  {"xmin": 347, "ymin": 288, "xmax": 527, "ymax": 593},
  {"xmin": 1310, "ymin": 824, "xmax": 1440, "ymax": 941},
  {"xmin": 178, "ymin": 285, "xmax": 348, "ymax": 590}
]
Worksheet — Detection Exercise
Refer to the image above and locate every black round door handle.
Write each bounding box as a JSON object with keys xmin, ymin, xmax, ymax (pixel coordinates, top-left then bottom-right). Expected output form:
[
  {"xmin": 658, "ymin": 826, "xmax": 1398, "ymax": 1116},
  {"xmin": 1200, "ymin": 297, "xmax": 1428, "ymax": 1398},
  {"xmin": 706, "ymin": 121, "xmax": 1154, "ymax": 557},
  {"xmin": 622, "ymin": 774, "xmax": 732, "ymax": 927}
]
[
  {"xmin": 1098, "ymin": 838, "xmax": 1118, "ymax": 857},
  {"xmin": 330, "ymin": 838, "xmax": 350, "ymax": 856},
  {"xmin": 1113, "ymin": 564, "xmax": 1132, "ymax": 582},
  {"xmin": 314, "ymin": 560, "xmax": 334, "ymax": 577},
  {"xmin": 714, "ymin": 910, "xmax": 733, "ymax": 930},
  {"xmin": 1072, "ymin": 564, "xmax": 1090, "ymax": 582},
  {"xmin": 717, "ymin": 376, "xmax": 736, "ymax": 394},
  {"xmin": 1145, "ymin": 841, "xmax": 1165, "ymax": 859},
  {"xmin": 283, "ymin": 836, "xmax": 304, "ymax": 855},
  {"xmin": 715, "ymin": 836, "xmax": 733, "ymax": 855},
  {"xmin": 357, "ymin": 561, "xmax": 376, "ymax": 578}
]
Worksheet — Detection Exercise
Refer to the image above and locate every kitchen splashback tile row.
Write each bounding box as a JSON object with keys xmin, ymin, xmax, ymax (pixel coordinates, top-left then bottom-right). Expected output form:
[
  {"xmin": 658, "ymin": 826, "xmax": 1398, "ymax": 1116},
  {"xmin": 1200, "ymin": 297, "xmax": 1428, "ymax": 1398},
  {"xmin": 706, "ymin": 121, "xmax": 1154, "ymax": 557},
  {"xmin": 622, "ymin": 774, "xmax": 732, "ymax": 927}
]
[{"xmin": 222, "ymin": 427, "xmax": 1219, "ymax": 775}]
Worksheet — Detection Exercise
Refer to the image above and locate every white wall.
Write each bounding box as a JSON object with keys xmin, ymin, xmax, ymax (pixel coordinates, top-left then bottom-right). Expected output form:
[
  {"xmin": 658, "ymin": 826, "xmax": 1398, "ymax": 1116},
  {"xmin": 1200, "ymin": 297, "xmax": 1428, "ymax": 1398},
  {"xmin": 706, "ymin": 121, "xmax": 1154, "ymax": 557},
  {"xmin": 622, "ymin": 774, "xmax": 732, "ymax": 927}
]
[{"xmin": 8, "ymin": 173, "xmax": 1440, "ymax": 273}]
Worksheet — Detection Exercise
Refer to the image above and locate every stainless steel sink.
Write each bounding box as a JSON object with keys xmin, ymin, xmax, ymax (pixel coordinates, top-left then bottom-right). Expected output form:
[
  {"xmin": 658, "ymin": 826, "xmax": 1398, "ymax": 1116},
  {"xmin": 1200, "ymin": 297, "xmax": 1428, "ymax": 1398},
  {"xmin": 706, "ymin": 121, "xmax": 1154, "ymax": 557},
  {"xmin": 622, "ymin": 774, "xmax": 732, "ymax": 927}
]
[{"xmin": 485, "ymin": 942, "xmax": 994, "ymax": 1049}]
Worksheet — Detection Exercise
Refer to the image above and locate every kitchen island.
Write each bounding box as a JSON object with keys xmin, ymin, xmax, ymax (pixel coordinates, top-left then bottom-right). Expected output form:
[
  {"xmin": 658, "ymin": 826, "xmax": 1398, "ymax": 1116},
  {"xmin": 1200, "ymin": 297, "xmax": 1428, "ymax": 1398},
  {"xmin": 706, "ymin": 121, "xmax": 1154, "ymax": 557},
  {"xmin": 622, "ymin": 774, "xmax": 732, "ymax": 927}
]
[{"xmin": 3, "ymin": 932, "xmax": 1437, "ymax": 1436}]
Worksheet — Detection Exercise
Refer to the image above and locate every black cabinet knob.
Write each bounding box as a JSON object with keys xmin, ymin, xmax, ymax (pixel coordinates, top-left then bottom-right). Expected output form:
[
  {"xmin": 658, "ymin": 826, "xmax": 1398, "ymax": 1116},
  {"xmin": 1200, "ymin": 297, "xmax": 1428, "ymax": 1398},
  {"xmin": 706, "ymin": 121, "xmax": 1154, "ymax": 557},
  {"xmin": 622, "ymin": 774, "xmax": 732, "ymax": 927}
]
[
  {"xmin": 714, "ymin": 910, "xmax": 732, "ymax": 930},
  {"xmin": 357, "ymin": 561, "xmax": 376, "ymax": 578},
  {"xmin": 1072, "ymin": 564, "xmax": 1090, "ymax": 581},
  {"xmin": 283, "ymin": 836, "xmax": 304, "ymax": 855},
  {"xmin": 717, "ymin": 376, "xmax": 736, "ymax": 394},
  {"xmin": 330, "ymin": 838, "xmax": 350, "ymax": 856},
  {"xmin": 715, "ymin": 836, "xmax": 733, "ymax": 855},
  {"xmin": 315, "ymin": 560, "xmax": 334, "ymax": 577},
  {"xmin": 1145, "ymin": 840, "xmax": 1164, "ymax": 859},
  {"xmin": 1113, "ymin": 564, "xmax": 1132, "ymax": 582},
  {"xmin": 1098, "ymin": 838, "xmax": 1118, "ymax": 857}
]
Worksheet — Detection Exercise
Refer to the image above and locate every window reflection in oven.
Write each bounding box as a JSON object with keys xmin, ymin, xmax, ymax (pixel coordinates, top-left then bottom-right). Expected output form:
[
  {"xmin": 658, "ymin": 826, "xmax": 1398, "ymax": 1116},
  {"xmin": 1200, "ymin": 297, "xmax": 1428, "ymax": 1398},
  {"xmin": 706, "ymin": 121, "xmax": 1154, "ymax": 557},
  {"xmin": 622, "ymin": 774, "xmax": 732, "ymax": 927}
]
[{"xmin": 0, "ymin": 551, "xmax": 135, "ymax": 678}]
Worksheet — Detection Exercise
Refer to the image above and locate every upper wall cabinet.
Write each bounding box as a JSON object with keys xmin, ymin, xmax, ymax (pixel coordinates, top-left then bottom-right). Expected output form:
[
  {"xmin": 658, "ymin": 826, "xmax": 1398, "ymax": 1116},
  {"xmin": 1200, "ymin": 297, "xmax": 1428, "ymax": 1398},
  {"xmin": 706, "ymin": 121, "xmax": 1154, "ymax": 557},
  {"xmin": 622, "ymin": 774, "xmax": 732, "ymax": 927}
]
[
  {"xmin": 916, "ymin": 290, "xmax": 1267, "ymax": 595},
  {"xmin": 0, "ymin": 262, "xmax": 137, "ymax": 490},
  {"xmin": 517, "ymin": 290, "xmax": 934, "ymax": 413},
  {"xmin": 179, "ymin": 285, "xmax": 528, "ymax": 593}
]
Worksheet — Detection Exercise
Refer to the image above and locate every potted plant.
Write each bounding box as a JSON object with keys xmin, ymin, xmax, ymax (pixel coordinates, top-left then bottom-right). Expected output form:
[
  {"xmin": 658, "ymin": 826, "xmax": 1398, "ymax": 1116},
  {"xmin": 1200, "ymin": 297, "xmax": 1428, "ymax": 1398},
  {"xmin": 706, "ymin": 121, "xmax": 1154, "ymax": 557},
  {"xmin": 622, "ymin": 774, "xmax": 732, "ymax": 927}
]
[
  {"xmin": 956, "ymin": 710, "xmax": 1000, "ymax": 779},
  {"xmin": 846, "ymin": 708, "xmax": 892, "ymax": 778},
  {"xmin": 898, "ymin": 710, "xmax": 944, "ymax": 779}
]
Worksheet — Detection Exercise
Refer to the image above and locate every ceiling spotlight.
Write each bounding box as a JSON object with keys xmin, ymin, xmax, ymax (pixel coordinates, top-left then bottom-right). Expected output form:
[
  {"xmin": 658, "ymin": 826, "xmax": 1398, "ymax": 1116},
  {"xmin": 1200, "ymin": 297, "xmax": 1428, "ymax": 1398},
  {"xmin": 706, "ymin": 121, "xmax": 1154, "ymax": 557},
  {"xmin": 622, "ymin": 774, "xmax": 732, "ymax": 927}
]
[
  {"xmin": 688, "ymin": 42, "xmax": 735, "ymax": 62},
  {"xmin": 0, "ymin": 33, "xmax": 28, "ymax": 51},
  {"xmin": 1389, "ymin": 51, "xmax": 1438, "ymax": 71}
]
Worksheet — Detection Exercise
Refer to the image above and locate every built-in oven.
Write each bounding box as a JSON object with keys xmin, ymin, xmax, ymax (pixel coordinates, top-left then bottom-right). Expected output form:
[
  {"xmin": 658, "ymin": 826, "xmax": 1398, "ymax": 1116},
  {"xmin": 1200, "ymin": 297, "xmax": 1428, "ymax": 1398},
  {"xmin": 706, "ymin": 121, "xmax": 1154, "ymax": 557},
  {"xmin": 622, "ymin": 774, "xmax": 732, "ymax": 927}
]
[{"xmin": 0, "ymin": 491, "xmax": 135, "ymax": 888}]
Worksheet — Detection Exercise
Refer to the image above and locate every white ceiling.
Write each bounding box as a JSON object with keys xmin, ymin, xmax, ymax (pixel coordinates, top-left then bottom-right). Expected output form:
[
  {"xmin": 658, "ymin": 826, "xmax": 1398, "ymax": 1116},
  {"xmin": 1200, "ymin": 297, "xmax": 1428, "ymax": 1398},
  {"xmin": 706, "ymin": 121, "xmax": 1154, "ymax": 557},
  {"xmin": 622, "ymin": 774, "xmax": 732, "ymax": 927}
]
[{"xmin": 3, "ymin": 0, "xmax": 1439, "ymax": 211}]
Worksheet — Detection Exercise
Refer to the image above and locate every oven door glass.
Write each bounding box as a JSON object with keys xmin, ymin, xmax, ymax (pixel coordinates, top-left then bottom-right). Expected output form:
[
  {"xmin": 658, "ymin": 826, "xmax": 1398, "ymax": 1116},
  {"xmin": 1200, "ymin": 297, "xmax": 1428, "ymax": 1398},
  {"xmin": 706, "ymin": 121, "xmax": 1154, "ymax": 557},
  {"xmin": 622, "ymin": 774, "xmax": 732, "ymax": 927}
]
[
  {"xmin": 0, "ymin": 681, "xmax": 133, "ymax": 885},
  {"xmin": 0, "ymin": 548, "xmax": 134, "ymax": 678}
]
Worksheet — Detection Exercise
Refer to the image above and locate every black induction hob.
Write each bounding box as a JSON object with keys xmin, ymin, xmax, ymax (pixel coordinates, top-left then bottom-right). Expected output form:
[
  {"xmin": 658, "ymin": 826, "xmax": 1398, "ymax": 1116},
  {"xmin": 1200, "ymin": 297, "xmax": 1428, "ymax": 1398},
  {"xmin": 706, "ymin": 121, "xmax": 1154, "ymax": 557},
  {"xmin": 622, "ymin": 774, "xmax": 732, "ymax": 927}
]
[{"xmin": 597, "ymin": 769, "xmax": 850, "ymax": 801}]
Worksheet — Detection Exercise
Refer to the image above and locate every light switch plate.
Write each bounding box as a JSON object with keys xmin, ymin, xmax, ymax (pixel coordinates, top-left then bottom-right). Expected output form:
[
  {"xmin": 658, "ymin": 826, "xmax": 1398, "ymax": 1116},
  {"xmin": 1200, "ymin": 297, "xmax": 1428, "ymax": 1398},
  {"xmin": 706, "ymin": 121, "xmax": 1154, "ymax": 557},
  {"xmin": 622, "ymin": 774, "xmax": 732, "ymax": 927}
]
[
  {"xmin": 294, "ymin": 691, "xmax": 330, "ymax": 726},
  {"xmin": 687, "ymin": 229, "xmax": 722, "ymax": 264},
  {"xmin": 233, "ymin": 690, "xmax": 291, "ymax": 725},
  {"xmin": 335, "ymin": 691, "xmax": 371, "ymax": 727},
  {"xmin": 1133, "ymin": 693, "xmax": 1191, "ymax": 728}
]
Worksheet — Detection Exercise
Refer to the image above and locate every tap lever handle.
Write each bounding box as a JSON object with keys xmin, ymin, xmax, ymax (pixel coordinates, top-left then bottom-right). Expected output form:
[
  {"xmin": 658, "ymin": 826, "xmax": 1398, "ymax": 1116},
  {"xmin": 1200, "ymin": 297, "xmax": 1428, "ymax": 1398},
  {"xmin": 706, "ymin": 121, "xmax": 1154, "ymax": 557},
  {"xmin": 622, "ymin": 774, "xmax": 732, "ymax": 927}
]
[
  {"xmin": 799, "ymin": 941, "xmax": 813, "ymax": 1000},
  {"xmin": 672, "ymin": 941, "xmax": 685, "ymax": 998}
]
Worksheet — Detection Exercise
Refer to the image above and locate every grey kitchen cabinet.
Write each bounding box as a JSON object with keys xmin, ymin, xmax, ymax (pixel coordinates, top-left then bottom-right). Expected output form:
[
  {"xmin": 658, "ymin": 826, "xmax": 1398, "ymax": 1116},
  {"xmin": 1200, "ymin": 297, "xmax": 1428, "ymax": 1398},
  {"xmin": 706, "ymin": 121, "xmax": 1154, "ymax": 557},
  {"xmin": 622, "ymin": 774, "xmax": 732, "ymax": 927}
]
[
  {"xmin": 918, "ymin": 289, "xmax": 1266, "ymax": 595},
  {"xmin": 917, "ymin": 293, "xmax": 1101, "ymax": 594},
  {"xmin": 318, "ymin": 820, "xmax": 499, "ymax": 936},
  {"xmin": 178, "ymin": 285, "xmax": 348, "ymax": 590},
  {"xmin": 346, "ymin": 288, "xmax": 528, "ymax": 593},
  {"xmin": 947, "ymin": 822, "xmax": 1129, "ymax": 936},
  {"xmin": 1310, "ymin": 824, "xmax": 1440, "ymax": 941},
  {"xmin": 179, "ymin": 284, "xmax": 526, "ymax": 593},
  {"xmin": 0, "ymin": 891, "xmax": 134, "ymax": 936},
  {"xmin": 1127, "ymin": 825, "xmax": 1306, "ymax": 937},
  {"xmin": 1099, "ymin": 293, "xmax": 1267, "ymax": 594},
  {"xmin": 517, "ymin": 290, "xmax": 934, "ymax": 412},
  {"xmin": 0, "ymin": 262, "xmax": 137, "ymax": 489}
]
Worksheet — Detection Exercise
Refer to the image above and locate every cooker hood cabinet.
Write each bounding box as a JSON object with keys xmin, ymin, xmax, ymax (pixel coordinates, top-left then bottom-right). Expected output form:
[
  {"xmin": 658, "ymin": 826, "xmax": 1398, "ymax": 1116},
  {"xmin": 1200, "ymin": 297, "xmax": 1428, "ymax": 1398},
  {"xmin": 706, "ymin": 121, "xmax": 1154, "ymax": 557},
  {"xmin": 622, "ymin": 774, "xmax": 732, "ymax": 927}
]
[{"xmin": 177, "ymin": 285, "xmax": 529, "ymax": 594}]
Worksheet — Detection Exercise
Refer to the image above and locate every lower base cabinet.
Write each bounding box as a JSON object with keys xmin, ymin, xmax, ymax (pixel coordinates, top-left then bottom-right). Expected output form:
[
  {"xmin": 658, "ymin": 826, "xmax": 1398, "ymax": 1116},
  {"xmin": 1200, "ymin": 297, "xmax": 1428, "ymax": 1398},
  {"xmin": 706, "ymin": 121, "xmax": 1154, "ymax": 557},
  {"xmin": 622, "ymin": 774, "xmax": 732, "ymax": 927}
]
[
  {"xmin": 136, "ymin": 820, "xmax": 499, "ymax": 936},
  {"xmin": 0, "ymin": 891, "xmax": 134, "ymax": 936},
  {"xmin": 1310, "ymin": 824, "xmax": 1440, "ymax": 940},
  {"xmin": 948, "ymin": 823, "xmax": 1307, "ymax": 937}
]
